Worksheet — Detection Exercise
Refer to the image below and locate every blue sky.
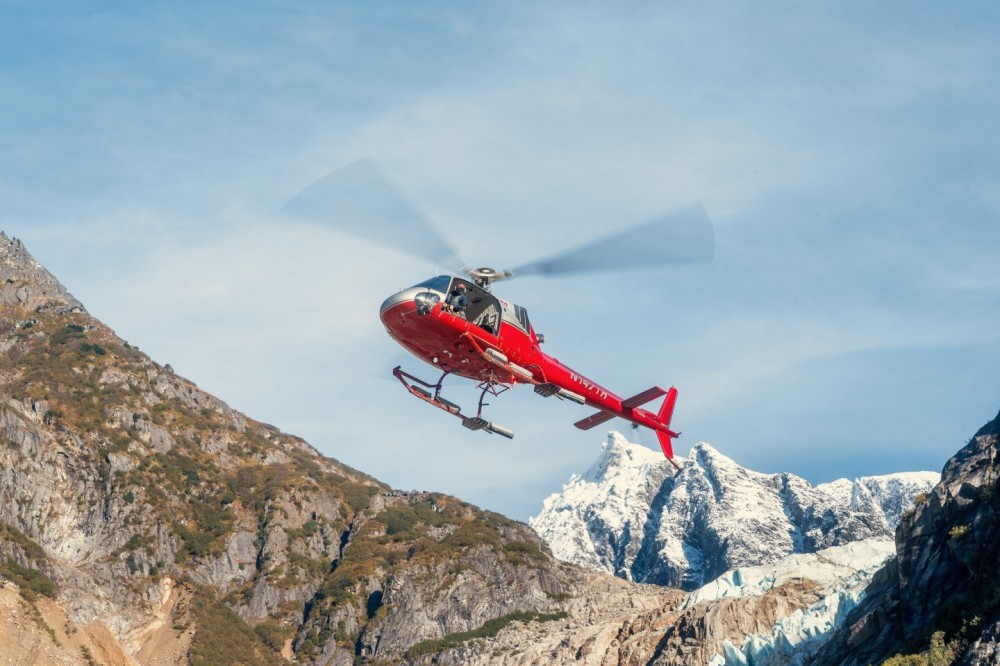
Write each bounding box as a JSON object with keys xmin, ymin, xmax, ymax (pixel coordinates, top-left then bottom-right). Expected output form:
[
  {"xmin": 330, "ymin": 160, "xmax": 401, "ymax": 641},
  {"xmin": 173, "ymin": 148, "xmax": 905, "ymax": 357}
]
[{"xmin": 3, "ymin": 2, "xmax": 999, "ymax": 519}]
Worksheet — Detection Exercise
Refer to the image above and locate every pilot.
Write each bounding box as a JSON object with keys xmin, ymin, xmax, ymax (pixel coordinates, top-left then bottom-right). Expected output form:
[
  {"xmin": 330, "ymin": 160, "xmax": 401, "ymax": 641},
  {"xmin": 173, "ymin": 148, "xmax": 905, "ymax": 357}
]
[{"xmin": 443, "ymin": 282, "xmax": 468, "ymax": 316}]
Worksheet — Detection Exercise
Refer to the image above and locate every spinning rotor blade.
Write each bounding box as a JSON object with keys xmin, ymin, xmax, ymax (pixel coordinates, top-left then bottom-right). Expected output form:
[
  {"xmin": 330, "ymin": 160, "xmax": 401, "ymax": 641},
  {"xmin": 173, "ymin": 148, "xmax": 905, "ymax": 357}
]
[
  {"xmin": 513, "ymin": 204, "xmax": 714, "ymax": 278},
  {"xmin": 281, "ymin": 159, "xmax": 464, "ymax": 270}
]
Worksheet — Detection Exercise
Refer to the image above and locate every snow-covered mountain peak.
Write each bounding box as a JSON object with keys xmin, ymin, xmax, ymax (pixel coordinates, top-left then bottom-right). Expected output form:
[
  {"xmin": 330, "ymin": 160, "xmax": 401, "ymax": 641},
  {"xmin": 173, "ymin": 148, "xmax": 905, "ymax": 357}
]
[
  {"xmin": 531, "ymin": 431, "xmax": 939, "ymax": 590},
  {"xmin": 688, "ymin": 440, "xmax": 727, "ymax": 460},
  {"xmin": 581, "ymin": 431, "xmax": 664, "ymax": 483},
  {"xmin": 855, "ymin": 471, "xmax": 940, "ymax": 528}
]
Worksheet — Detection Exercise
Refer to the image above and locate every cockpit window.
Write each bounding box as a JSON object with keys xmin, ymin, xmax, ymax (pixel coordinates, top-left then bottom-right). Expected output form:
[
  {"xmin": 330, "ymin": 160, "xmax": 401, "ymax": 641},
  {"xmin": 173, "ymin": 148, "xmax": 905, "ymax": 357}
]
[
  {"xmin": 500, "ymin": 301, "xmax": 531, "ymax": 333},
  {"xmin": 514, "ymin": 304, "xmax": 531, "ymax": 331},
  {"xmin": 413, "ymin": 276, "xmax": 452, "ymax": 293}
]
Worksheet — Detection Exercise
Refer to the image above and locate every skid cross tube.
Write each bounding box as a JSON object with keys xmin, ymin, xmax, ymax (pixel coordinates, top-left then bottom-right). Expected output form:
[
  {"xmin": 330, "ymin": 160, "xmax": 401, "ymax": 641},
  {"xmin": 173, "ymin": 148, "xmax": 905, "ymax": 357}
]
[{"xmin": 474, "ymin": 380, "xmax": 510, "ymax": 418}]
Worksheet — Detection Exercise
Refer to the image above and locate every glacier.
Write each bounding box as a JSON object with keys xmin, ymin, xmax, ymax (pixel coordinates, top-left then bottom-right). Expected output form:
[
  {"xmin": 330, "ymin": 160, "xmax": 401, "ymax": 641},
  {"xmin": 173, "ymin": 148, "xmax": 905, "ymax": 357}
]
[{"xmin": 687, "ymin": 539, "xmax": 896, "ymax": 665}]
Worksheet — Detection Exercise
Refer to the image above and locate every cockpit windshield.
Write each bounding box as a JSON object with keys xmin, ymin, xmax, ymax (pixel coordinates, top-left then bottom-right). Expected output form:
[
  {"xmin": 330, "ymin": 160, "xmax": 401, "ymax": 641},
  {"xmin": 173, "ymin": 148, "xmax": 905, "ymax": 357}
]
[{"xmin": 413, "ymin": 275, "xmax": 452, "ymax": 293}]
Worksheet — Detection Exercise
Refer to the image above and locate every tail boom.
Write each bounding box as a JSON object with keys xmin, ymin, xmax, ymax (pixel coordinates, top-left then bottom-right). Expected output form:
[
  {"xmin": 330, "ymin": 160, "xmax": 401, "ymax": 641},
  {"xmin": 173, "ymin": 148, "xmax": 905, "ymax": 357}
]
[{"xmin": 575, "ymin": 385, "xmax": 682, "ymax": 469}]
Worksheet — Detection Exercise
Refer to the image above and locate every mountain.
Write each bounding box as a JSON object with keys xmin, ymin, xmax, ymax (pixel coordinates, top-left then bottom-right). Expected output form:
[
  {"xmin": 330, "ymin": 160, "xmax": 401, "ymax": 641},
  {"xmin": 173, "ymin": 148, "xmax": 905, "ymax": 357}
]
[
  {"xmin": 530, "ymin": 432, "xmax": 938, "ymax": 590},
  {"xmin": 812, "ymin": 407, "xmax": 1000, "ymax": 665},
  {"xmin": 0, "ymin": 230, "xmax": 673, "ymax": 665}
]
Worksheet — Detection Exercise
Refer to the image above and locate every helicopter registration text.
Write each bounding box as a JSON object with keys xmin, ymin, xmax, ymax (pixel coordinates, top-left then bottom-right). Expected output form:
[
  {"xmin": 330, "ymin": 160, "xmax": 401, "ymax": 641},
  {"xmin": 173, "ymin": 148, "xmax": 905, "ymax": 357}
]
[{"xmin": 568, "ymin": 372, "xmax": 609, "ymax": 400}]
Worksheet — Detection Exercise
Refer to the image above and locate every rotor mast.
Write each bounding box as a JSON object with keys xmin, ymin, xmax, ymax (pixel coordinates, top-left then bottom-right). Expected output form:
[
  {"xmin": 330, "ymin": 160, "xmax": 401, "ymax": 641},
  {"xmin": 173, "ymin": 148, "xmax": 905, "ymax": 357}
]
[{"xmin": 464, "ymin": 266, "xmax": 515, "ymax": 291}]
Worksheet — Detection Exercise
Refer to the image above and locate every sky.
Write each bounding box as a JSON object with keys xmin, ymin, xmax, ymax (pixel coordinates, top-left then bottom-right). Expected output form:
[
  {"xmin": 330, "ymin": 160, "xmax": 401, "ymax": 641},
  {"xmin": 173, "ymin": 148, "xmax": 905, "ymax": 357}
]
[{"xmin": 2, "ymin": 1, "xmax": 999, "ymax": 520}]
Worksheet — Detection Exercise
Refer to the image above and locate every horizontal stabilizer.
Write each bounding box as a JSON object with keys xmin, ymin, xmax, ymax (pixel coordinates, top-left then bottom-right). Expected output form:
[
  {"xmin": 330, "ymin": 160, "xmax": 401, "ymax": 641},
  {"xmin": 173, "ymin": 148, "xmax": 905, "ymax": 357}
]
[
  {"xmin": 574, "ymin": 410, "xmax": 616, "ymax": 430},
  {"xmin": 657, "ymin": 387, "xmax": 678, "ymax": 426},
  {"xmin": 621, "ymin": 386, "xmax": 667, "ymax": 410}
]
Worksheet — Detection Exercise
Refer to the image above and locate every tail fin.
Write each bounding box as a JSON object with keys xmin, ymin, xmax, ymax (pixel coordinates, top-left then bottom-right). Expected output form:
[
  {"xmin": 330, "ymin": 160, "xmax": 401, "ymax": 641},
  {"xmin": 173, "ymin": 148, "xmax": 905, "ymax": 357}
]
[{"xmin": 655, "ymin": 388, "xmax": 682, "ymax": 470}]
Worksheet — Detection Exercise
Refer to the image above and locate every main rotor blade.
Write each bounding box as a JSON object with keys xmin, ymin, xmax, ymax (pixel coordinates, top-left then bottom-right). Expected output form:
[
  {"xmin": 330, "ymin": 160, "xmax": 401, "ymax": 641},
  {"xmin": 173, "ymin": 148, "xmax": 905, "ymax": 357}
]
[
  {"xmin": 513, "ymin": 204, "xmax": 714, "ymax": 277},
  {"xmin": 281, "ymin": 159, "xmax": 464, "ymax": 270}
]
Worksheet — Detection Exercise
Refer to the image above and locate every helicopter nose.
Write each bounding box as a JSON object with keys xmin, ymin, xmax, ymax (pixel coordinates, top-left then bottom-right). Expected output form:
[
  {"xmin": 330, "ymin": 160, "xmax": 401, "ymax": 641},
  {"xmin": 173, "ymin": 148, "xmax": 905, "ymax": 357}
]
[
  {"xmin": 380, "ymin": 293, "xmax": 398, "ymax": 316},
  {"xmin": 380, "ymin": 290, "xmax": 411, "ymax": 316}
]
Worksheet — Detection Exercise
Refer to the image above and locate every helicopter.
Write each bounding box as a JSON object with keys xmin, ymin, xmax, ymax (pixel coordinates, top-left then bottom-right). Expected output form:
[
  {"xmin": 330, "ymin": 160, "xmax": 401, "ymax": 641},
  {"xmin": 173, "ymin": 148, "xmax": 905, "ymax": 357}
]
[{"xmin": 282, "ymin": 160, "xmax": 714, "ymax": 470}]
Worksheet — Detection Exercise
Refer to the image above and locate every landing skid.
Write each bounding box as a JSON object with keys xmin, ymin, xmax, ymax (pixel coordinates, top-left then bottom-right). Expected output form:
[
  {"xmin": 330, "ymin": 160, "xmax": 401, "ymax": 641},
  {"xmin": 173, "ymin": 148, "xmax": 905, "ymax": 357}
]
[{"xmin": 392, "ymin": 366, "xmax": 515, "ymax": 439}]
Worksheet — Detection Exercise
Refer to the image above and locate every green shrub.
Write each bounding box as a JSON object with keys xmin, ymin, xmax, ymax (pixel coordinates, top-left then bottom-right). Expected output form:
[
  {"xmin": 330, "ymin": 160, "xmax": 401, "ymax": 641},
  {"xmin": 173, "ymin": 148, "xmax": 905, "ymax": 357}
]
[
  {"xmin": 80, "ymin": 646, "xmax": 97, "ymax": 666},
  {"xmin": 315, "ymin": 573, "xmax": 356, "ymax": 605},
  {"xmin": 929, "ymin": 630, "xmax": 956, "ymax": 666},
  {"xmin": 378, "ymin": 506, "xmax": 418, "ymax": 537},
  {"xmin": 405, "ymin": 611, "xmax": 568, "ymax": 659},
  {"xmin": 503, "ymin": 540, "xmax": 548, "ymax": 562},
  {"xmin": 0, "ymin": 523, "xmax": 47, "ymax": 561},
  {"xmin": 286, "ymin": 520, "xmax": 319, "ymax": 540},
  {"xmin": 51, "ymin": 324, "xmax": 85, "ymax": 345},
  {"xmin": 441, "ymin": 520, "xmax": 501, "ymax": 551},
  {"xmin": 189, "ymin": 595, "xmax": 280, "ymax": 666},
  {"xmin": 254, "ymin": 619, "xmax": 293, "ymax": 653},
  {"xmin": 882, "ymin": 655, "xmax": 925, "ymax": 666},
  {"xmin": 0, "ymin": 558, "xmax": 57, "ymax": 600},
  {"xmin": 341, "ymin": 482, "xmax": 379, "ymax": 512}
]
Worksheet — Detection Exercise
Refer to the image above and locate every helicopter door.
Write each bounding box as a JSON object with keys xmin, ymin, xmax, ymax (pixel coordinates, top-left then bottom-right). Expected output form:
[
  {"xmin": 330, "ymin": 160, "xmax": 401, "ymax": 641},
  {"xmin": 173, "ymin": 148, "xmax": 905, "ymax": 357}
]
[{"xmin": 457, "ymin": 281, "xmax": 501, "ymax": 334}]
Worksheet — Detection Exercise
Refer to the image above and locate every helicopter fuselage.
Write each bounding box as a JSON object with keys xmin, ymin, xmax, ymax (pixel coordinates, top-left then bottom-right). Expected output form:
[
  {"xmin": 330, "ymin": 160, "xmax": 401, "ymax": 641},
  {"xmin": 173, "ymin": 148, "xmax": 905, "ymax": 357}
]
[{"xmin": 379, "ymin": 276, "xmax": 681, "ymax": 462}]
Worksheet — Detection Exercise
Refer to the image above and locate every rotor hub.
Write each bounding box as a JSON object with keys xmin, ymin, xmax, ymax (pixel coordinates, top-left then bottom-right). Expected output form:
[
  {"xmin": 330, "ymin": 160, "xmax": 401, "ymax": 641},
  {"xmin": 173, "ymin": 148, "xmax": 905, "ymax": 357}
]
[{"xmin": 465, "ymin": 266, "xmax": 514, "ymax": 290}]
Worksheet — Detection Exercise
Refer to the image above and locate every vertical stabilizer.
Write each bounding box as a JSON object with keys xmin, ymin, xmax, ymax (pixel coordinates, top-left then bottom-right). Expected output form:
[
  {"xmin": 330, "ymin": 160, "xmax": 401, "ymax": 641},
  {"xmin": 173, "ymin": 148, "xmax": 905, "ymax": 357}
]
[
  {"xmin": 657, "ymin": 387, "xmax": 678, "ymax": 427},
  {"xmin": 655, "ymin": 388, "xmax": 681, "ymax": 469}
]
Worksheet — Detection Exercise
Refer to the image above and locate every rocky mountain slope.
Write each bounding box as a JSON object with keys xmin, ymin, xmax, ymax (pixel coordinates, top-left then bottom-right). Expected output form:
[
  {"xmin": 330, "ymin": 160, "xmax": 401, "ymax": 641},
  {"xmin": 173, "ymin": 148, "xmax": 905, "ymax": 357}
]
[
  {"xmin": 530, "ymin": 432, "xmax": 938, "ymax": 590},
  {"xmin": 0, "ymin": 230, "xmax": 665, "ymax": 664},
  {"xmin": 813, "ymin": 407, "xmax": 1000, "ymax": 665},
  {"xmin": 407, "ymin": 538, "xmax": 898, "ymax": 665},
  {"xmin": 4, "ymin": 228, "xmax": 994, "ymax": 666}
]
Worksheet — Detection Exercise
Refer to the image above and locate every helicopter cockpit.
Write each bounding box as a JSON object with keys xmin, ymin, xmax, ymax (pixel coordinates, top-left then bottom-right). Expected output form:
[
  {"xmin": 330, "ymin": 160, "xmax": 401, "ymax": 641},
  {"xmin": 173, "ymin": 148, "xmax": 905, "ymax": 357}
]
[{"xmin": 409, "ymin": 275, "xmax": 530, "ymax": 337}]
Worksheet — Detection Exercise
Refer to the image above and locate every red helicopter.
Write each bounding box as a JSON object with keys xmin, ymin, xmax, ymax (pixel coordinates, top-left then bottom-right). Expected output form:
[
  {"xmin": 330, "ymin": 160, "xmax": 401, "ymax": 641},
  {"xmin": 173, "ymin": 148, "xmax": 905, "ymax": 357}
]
[{"xmin": 283, "ymin": 160, "xmax": 714, "ymax": 470}]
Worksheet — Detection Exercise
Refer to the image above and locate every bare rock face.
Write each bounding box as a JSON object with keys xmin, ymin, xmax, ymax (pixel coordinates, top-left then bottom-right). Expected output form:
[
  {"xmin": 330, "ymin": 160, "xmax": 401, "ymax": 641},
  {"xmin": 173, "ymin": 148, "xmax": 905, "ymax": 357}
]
[
  {"xmin": 963, "ymin": 613, "xmax": 1000, "ymax": 664},
  {"xmin": 812, "ymin": 408, "xmax": 1000, "ymax": 665},
  {"xmin": 398, "ymin": 569, "xmax": 683, "ymax": 666},
  {"xmin": 411, "ymin": 572, "xmax": 837, "ymax": 665},
  {"xmin": 0, "ymin": 578, "xmax": 141, "ymax": 666}
]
